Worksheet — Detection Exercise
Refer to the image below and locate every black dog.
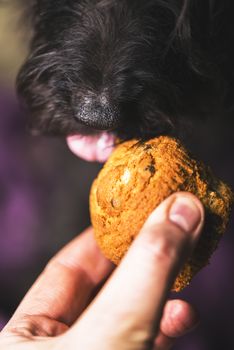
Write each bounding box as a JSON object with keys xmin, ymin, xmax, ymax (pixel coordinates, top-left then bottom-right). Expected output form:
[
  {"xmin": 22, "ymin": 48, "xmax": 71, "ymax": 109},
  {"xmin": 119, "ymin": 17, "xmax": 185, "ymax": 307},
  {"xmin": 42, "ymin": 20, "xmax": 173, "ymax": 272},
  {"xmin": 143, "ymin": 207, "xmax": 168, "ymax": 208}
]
[{"xmin": 17, "ymin": 0, "xmax": 234, "ymax": 150}]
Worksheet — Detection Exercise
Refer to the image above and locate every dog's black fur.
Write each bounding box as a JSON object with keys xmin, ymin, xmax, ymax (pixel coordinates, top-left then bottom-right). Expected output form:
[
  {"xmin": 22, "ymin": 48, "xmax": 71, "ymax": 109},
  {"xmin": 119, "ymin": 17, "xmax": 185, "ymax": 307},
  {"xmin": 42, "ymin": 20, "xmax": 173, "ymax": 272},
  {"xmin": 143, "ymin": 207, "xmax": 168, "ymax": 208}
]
[{"xmin": 17, "ymin": 0, "xmax": 234, "ymax": 140}]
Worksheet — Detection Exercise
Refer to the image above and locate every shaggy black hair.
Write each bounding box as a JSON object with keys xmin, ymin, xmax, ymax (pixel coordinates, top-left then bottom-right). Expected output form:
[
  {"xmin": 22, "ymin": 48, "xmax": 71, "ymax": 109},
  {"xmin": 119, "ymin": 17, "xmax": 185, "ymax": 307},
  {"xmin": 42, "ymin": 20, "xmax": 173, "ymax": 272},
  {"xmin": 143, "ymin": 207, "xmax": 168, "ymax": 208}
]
[{"xmin": 16, "ymin": 0, "xmax": 234, "ymax": 140}]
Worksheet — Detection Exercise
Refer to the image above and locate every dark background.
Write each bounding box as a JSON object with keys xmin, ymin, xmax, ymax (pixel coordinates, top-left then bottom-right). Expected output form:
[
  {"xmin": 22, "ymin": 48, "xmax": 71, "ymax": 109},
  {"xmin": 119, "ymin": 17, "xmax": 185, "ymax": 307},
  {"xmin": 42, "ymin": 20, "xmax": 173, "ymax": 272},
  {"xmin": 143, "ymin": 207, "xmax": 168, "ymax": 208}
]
[{"xmin": 0, "ymin": 3, "xmax": 234, "ymax": 349}]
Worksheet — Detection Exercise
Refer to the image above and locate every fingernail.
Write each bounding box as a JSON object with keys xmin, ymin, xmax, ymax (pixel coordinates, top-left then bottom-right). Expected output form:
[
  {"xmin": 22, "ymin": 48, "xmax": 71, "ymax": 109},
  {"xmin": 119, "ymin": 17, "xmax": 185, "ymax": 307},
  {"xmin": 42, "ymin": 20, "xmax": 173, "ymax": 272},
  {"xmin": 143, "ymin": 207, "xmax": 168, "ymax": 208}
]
[{"xmin": 169, "ymin": 196, "xmax": 202, "ymax": 233}]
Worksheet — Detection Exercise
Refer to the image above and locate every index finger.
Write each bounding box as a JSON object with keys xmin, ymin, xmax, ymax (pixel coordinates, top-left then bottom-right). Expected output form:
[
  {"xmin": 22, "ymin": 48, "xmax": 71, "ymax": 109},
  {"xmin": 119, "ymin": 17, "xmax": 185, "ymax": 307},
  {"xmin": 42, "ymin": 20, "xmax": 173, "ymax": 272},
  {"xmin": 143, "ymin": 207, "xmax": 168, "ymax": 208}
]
[{"xmin": 7, "ymin": 227, "xmax": 113, "ymax": 327}]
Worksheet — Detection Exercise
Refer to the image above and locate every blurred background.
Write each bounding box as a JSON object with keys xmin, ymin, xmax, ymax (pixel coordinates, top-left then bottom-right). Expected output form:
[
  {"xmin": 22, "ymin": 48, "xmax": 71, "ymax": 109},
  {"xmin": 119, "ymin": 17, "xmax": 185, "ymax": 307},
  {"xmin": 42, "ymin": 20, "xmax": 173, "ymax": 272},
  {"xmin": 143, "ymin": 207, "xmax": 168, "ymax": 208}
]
[{"xmin": 0, "ymin": 3, "xmax": 233, "ymax": 349}]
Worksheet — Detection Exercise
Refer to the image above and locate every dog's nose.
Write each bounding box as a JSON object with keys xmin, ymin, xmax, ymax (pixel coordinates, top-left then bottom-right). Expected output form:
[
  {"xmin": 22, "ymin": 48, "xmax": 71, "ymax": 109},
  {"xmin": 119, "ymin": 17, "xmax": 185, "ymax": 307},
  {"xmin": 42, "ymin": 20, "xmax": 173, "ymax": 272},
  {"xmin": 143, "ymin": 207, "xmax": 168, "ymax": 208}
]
[{"xmin": 74, "ymin": 94, "xmax": 121, "ymax": 130}]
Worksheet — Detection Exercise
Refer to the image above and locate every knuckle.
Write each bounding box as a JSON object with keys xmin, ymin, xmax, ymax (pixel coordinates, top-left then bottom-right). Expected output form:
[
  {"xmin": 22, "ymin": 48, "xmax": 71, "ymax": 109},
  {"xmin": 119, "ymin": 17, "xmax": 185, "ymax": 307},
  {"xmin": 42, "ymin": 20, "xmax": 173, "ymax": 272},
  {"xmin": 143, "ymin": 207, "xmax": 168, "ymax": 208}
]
[
  {"xmin": 139, "ymin": 222, "xmax": 187, "ymax": 264},
  {"xmin": 150, "ymin": 234, "xmax": 177, "ymax": 263},
  {"xmin": 5, "ymin": 315, "xmax": 35, "ymax": 338}
]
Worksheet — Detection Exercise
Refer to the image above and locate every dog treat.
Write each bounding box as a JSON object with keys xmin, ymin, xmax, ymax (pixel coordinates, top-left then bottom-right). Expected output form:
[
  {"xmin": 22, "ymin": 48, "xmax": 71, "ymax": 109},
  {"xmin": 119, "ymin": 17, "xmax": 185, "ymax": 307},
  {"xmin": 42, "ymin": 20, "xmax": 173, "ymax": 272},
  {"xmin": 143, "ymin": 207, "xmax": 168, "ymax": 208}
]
[{"xmin": 90, "ymin": 136, "xmax": 233, "ymax": 291}]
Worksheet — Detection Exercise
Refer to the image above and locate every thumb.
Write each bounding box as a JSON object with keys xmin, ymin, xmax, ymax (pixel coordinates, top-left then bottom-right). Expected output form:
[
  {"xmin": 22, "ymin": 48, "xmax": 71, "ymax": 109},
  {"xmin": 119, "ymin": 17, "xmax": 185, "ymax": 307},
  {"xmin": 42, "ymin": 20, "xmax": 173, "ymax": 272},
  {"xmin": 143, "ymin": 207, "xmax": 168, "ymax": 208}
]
[{"xmin": 66, "ymin": 192, "xmax": 204, "ymax": 349}]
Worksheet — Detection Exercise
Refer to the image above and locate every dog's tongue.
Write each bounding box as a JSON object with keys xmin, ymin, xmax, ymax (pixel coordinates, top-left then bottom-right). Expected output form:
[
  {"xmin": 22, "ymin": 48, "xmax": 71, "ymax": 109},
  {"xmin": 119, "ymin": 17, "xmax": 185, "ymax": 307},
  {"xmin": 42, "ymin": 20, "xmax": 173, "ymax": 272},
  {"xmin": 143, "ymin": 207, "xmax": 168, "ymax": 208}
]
[{"xmin": 66, "ymin": 132, "xmax": 115, "ymax": 162}]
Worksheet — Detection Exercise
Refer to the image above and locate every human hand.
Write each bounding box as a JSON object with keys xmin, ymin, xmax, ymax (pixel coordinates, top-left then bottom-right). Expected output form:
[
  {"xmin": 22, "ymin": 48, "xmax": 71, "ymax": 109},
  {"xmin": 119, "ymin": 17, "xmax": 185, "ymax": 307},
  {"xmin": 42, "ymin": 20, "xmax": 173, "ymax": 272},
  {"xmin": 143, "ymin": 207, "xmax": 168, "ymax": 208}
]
[{"xmin": 0, "ymin": 192, "xmax": 204, "ymax": 350}]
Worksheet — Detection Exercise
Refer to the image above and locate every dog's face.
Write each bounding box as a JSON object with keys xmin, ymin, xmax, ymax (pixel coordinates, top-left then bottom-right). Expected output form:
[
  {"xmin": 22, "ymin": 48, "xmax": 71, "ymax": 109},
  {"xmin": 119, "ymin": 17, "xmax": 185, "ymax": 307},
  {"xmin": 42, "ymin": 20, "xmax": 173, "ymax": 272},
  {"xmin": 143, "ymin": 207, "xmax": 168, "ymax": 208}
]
[{"xmin": 17, "ymin": 0, "xmax": 233, "ymax": 161}]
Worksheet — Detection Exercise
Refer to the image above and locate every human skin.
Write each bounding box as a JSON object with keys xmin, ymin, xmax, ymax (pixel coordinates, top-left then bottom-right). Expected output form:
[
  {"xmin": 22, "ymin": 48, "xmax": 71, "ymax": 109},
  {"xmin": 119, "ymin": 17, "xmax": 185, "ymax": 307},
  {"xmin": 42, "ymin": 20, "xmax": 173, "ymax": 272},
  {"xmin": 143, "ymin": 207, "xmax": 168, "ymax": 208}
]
[{"xmin": 0, "ymin": 192, "xmax": 204, "ymax": 350}]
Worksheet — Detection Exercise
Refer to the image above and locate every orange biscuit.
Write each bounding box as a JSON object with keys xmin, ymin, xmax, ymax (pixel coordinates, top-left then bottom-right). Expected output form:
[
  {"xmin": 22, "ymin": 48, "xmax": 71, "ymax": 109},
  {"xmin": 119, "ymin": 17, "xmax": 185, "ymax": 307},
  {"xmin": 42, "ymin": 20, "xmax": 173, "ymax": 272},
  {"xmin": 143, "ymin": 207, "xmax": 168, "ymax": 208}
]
[{"xmin": 90, "ymin": 136, "xmax": 233, "ymax": 291}]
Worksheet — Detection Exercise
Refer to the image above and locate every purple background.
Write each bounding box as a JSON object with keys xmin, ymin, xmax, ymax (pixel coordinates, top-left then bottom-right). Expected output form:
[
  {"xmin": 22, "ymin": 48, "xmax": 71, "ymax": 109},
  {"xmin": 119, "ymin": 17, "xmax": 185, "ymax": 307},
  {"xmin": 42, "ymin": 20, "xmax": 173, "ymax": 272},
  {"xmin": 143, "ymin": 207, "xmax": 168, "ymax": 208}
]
[{"xmin": 0, "ymin": 87, "xmax": 234, "ymax": 349}]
